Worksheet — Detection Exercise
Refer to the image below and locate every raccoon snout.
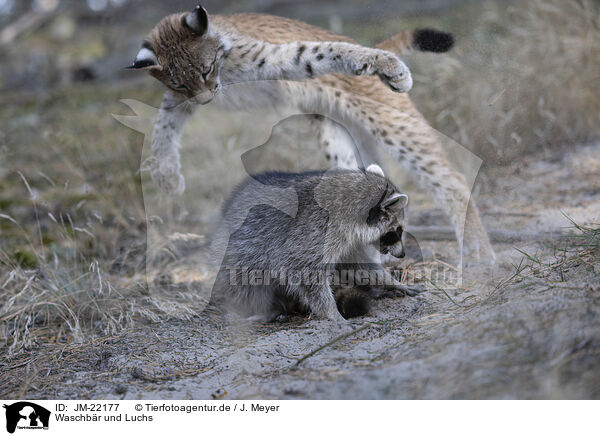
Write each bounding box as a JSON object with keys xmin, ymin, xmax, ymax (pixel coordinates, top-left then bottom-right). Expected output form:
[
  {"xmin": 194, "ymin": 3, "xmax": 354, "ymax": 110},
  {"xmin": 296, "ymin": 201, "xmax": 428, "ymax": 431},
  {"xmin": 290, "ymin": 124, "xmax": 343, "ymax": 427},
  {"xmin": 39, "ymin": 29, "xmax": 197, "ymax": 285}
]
[{"xmin": 387, "ymin": 244, "xmax": 405, "ymax": 259}]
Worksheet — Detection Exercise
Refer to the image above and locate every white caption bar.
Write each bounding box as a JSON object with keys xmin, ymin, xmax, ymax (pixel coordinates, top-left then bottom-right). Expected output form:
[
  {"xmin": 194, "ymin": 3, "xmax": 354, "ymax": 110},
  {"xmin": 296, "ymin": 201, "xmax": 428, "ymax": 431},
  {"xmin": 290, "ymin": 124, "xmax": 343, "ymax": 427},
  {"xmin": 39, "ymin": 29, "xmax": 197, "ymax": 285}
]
[{"xmin": 0, "ymin": 400, "xmax": 595, "ymax": 436}]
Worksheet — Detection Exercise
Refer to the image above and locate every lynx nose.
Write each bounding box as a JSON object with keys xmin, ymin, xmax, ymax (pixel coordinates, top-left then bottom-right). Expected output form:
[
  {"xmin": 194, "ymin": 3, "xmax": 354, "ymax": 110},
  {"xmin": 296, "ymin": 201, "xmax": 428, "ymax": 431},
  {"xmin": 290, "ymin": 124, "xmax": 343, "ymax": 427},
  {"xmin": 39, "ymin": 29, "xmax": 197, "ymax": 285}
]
[{"xmin": 211, "ymin": 79, "xmax": 221, "ymax": 94}]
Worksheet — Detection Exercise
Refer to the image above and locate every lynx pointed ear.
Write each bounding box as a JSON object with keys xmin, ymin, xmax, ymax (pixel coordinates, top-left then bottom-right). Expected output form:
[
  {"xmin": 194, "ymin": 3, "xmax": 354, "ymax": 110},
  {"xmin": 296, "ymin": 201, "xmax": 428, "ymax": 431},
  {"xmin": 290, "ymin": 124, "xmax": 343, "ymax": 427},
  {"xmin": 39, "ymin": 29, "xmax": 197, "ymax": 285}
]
[
  {"xmin": 184, "ymin": 4, "xmax": 209, "ymax": 36},
  {"xmin": 126, "ymin": 47, "xmax": 161, "ymax": 70},
  {"xmin": 366, "ymin": 164, "xmax": 385, "ymax": 177},
  {"xmin": 382, "ymin": 193, "xmax": 409, "ymax": 209}
]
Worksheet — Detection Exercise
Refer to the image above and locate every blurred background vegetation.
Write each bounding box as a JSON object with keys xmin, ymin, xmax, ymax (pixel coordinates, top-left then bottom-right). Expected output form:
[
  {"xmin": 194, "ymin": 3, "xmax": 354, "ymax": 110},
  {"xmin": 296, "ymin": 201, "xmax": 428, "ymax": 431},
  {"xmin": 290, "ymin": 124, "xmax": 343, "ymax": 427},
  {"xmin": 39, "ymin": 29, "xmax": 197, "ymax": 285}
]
[
  {"xmin": 0, "ymin": 0, "xmax": 598, "ymax": 359},
  {"xmin": 1, "ymin": 0, "xmax": 598, "ymax": 161}
]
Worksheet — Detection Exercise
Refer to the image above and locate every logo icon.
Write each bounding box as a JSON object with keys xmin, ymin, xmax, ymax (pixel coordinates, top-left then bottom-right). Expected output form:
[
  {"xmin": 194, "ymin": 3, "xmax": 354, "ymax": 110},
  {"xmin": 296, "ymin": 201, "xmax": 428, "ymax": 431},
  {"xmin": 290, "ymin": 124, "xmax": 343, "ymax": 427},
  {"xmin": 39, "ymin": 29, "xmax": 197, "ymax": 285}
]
[{"xmin": 3, "ymin": 402, "xmax": 50, "ymax": 434}]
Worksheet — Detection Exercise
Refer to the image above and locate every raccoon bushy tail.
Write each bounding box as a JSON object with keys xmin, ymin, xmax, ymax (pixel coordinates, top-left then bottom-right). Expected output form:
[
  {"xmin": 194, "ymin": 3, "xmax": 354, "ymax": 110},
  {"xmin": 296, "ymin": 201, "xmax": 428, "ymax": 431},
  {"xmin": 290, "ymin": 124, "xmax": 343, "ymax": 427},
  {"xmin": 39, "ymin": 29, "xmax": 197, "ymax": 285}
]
[
  {"xmin": 376, "ymin": 28, "xmax": 455, "ymax": 56},
  {"xmin": 334, "ymin": 289, "xmax": 369, "ymax": 319}
]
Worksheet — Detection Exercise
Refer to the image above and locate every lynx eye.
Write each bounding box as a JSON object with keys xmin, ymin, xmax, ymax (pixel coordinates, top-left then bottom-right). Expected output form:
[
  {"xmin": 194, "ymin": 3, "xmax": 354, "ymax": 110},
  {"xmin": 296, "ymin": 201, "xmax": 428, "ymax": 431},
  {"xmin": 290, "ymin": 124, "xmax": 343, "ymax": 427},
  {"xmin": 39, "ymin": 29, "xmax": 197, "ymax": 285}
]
[{"xmin": 202, "ymin": 63, "xmax": 215, "ymax": 80}]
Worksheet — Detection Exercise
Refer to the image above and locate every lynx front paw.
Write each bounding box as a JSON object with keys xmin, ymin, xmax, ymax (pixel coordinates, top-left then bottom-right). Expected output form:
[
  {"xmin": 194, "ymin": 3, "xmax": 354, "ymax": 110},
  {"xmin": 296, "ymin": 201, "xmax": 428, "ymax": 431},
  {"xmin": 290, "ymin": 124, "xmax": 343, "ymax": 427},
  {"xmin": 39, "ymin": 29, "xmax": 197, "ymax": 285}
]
[
  {"xmin": 150, "ymin": 163, "xmax": 186, "ymax": 195},
  {"xmin": 353, "ymin": 51, "xmax": 411, "ymax": 92},
  {"xmin": 371, "ymin": 52, "xmax": 413, "ymax": 93}
]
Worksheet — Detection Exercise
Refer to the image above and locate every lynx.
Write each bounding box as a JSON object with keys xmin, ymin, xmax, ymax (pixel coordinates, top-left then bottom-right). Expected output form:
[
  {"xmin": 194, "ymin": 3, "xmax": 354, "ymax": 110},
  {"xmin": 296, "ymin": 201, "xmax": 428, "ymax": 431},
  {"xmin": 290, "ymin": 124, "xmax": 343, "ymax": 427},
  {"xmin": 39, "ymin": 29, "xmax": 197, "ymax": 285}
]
[{"xmin": 129, "ymin": 4, "xmax": 495, "ymax": 264}]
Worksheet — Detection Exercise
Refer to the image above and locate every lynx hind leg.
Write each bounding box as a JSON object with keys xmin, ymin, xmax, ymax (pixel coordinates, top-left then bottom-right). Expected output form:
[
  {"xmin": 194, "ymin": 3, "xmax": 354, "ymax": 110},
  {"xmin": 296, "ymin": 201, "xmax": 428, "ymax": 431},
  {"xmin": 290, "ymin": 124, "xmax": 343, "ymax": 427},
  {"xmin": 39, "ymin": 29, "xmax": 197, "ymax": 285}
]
[
  {"xmin": 400, "ymin": 146, "xmax": 495, "ymax": 264},
  {"xmin": 317, "ymin": 117, "xmax": 359, "ymax": 169},
  {"xmin": 386, "ymin": 127, "xmax": 496, "ymax": 265},
  {"xmin": 420, "ymin": 158, "xmax": 495, "ymax": 264}
]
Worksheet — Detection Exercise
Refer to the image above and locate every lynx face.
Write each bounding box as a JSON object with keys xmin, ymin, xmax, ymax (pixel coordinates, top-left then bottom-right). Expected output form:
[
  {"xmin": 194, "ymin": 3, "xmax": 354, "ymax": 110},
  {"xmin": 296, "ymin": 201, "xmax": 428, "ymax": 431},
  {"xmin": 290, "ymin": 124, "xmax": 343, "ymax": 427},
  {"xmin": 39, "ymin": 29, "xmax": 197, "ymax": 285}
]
[{"xmin": 128, "ymin": 6, "xmax": 230, "ymax": 104}]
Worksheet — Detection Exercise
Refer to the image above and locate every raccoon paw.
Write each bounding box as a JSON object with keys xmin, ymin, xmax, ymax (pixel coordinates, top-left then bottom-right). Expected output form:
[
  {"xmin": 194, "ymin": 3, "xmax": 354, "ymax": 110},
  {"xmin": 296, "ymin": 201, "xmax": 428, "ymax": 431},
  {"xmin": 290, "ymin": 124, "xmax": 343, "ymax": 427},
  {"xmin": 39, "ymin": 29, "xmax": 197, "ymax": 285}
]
[
  {"xmin": 399, "ymin": 285, "xmax": 425, "ymax": 297},
  {"xmin": 372, "ymin": 284, "xmax": 424, "ymax": 298},
  {"xmin": 273, "ymin": 314, "xmax": 288, "ymax": 323}
]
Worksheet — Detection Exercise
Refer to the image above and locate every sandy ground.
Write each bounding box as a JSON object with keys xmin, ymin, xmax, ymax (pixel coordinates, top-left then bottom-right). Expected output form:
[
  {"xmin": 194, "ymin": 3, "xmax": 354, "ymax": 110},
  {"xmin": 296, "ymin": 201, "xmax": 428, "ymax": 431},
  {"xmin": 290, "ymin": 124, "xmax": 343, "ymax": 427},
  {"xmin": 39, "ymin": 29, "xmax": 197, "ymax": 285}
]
[{"xmin": 20, "ymin": 137, "xmax": 598, "ymax": 400}]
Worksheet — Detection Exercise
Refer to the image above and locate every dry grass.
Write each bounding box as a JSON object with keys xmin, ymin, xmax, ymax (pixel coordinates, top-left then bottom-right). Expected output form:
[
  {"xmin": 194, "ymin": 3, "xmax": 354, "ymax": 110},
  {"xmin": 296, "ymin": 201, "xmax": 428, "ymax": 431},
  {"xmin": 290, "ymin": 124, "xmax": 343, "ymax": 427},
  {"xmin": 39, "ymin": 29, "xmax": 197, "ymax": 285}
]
[
  {"xmin": 0, "ymin": 85, "xmax": 203, "ymax": 359},
  {"xmin": 498, "ymin": 215, "xmax": 600, "ymax": 291},
  {"xmin": 407, "ymin": 0, "xmax": 600, "ymax": 164}
]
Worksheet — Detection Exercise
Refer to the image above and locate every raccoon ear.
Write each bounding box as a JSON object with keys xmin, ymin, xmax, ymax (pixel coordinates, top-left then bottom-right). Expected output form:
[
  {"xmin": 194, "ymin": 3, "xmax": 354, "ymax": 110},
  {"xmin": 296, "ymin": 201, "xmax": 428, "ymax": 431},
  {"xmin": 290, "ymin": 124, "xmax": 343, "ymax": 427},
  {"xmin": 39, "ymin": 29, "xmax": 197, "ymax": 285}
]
[
  {"xmin": 126, "ymin": 47, "xmax": 161, "ymax": 70},
  {"xmin": 383, "ymin": 193, "xmax": 409, "ymax": 209},
  {"xmin": 366, "ymin": 164, "xmax": 385, "ymax": 177},
  {"xmin": 184, "ymin": 4, "xmax": 209, "ymax": 36}
]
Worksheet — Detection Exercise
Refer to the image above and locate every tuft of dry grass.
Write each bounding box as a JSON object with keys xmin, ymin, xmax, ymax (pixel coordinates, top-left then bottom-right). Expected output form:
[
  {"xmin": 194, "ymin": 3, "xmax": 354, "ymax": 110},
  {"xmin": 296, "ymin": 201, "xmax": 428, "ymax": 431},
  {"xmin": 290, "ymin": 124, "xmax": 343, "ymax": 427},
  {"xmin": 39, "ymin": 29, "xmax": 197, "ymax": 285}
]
[
  {"xmin": 408, "ymin": 0, "xmax": 600, "ymax": 164},
  {"xmin": 490, "ymin": 215, "xmax": 599, "ymax": 298},
  {"xmin": 0, "ymin": 85, "xmax": 204, "ymax": 359}
]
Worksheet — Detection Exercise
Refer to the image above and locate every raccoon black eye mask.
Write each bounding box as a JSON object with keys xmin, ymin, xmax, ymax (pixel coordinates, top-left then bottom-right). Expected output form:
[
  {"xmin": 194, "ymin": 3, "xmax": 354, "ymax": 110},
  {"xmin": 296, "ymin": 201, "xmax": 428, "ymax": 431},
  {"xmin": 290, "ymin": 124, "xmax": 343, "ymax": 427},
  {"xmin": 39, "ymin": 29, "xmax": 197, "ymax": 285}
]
[
  {"xmin": 380, "ymin": 225, "xmax": 403, "ymax": 246},
  {"xmin": 378, "ymin": 226, "xmax": 405, "ymax": 258}
]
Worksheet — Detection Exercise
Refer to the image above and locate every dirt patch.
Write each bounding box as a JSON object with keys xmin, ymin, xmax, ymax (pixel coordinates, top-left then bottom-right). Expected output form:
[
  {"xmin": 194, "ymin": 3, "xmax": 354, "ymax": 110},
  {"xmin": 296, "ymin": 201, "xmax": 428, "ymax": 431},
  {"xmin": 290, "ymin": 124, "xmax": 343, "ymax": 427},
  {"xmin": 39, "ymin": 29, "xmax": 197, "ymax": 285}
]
[{"xmin": 3, "ymin": 143, "xmax": 598, "ymax": 400}]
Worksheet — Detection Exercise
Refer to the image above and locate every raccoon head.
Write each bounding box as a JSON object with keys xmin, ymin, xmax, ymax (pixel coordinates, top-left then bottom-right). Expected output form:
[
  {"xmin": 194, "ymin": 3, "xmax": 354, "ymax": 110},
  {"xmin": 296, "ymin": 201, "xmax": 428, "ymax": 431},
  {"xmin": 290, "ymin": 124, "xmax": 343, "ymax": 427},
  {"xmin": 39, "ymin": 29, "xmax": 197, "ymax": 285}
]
[
  {"xmin": 364, "ymin": 164, "xmax": 409, "ymax": 258},
  {"xmin": 128, "ymin": 4, "xmax": 231, "ymax": 104}
]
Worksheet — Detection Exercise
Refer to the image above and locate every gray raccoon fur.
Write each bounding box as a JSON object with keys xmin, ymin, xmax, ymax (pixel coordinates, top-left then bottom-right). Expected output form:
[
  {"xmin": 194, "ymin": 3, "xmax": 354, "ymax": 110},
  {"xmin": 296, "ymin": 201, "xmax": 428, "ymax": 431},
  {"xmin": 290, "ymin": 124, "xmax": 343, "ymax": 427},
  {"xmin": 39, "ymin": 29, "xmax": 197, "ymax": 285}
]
[{"xmin": 210, "ymin": 165, "xmax": 419, "ymax": 323}]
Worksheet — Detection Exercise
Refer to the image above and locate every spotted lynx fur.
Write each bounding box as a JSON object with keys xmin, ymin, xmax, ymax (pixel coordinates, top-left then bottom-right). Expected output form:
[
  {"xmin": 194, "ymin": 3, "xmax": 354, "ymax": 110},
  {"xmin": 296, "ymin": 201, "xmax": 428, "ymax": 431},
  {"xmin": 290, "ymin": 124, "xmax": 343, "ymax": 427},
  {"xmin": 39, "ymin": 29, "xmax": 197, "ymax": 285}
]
[{"xmin": 129, "ymin": 4, "xmax": 495, "ymax": 263}]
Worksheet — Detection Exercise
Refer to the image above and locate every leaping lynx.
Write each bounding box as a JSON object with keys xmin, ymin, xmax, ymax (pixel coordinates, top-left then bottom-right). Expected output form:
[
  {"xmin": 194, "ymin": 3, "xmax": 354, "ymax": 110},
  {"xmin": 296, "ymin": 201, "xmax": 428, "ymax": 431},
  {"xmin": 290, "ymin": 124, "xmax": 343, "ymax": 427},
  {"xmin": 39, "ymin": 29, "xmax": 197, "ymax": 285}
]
[{"xmin": 128, "ymin": 4, "xmax": 495, "ymax": 264}]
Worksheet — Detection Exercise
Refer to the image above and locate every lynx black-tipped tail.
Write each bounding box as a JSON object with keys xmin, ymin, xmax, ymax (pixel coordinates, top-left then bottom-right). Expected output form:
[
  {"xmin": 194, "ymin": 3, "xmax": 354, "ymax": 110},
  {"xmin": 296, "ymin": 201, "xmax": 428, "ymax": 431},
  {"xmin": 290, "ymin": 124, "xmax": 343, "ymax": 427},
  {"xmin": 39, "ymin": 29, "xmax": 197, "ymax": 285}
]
[
  {"xmin": 413, "ymin": 28, "xmax": 455, "ymax": 53},
  {"xmin": 377, "ymin": 28, "xmax": 455, "ymax": 56}
]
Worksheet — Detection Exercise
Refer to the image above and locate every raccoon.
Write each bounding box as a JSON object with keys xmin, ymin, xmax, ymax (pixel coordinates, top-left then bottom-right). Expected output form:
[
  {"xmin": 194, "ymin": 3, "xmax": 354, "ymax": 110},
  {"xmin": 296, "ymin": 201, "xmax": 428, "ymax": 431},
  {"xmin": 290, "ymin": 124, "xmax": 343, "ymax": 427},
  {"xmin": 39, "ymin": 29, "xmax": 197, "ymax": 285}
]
[{"xmin": 210, "ymin": 164, "xmax": 420, "ymax": 323}]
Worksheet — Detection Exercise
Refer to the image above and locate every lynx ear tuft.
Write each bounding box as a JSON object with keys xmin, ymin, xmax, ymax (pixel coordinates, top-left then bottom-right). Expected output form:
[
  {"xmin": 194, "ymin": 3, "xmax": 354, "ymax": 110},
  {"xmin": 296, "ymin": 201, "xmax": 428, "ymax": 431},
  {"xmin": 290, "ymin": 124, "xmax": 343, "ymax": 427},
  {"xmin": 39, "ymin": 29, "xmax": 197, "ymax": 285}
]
[
  {"xmin": 126, "ymin": 47, "xmax": 160, "ymax": 70},
  {"xmin": 184, "ymin": 4, "xmax": 209, "ymax": 36},
  {"xmin": 366, "ymin": 164, "xmax": 385, "ymax": 177}
]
